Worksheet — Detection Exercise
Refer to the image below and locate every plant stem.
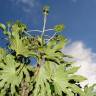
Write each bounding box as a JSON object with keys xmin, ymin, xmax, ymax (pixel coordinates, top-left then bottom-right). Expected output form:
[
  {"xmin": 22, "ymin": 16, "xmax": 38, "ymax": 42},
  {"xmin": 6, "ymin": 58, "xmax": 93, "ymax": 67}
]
[
  {"xmin": 8, "ymin": 26, "xmax": 10, "ymax": 32},
  {"xmin": 46, "ymin": 33, "xmax": 57, "ymax": 44},
  {"xmin": 24, "ymin": 31, "xmax": 32, "ymax": 37},
  {"xmin": 20, "ymin": 80, "xmax": 29, "ymax": 96},
  {"xmin": 45, "ymin": 29, "xmax": 54, "ymax": 32},
  {"xmin": 41, "ymin": 14, "xmax": 47, "ymax": 37},
  {"xmin": 26, "ymin": 30, "xmax": 42, "ymax": 33}
]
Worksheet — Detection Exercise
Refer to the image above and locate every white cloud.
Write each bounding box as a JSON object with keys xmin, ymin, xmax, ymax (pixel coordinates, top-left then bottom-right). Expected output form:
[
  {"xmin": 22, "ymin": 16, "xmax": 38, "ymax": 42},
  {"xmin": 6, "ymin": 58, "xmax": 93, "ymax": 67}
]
[
  {"xmin": 10, "ymin": 0, "xmax": 38, "ymax": 12},
  {"xmin": 62, "ymin": 41, "xmax": 96, "ymax": 86}
]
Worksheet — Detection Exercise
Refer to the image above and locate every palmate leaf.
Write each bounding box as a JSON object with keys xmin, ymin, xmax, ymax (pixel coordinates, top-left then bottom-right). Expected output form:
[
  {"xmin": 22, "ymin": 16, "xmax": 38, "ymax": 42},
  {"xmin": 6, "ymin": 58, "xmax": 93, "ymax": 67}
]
[
  {"xmin": 0, "ymin": 55, "xmax": 22, "ymax": 95},
  {"xmin": 52, "ymin": 64, "xmax": 85, "ymax": 96},
  {"xmin": 46, "ymin": 35, "xmax": 67, "ymax": 52},
  {"xmin": 9, "ymin": 35, "xmax": 37, "ymax": 57},
  {"xmin": 8, "ymin": 21, "xmax": 28, "ymax": 56},
  {"xmin": 31, "ymin": 59, "xmax": 85, "ymax": 96},
  {"xmin": 9, "ymin": 36, "xmax": 34, "ymax": 56},
  {"xmin": 0, "ymin": 54, "xmax": 33, "ymax": 95},
  {"xmin": 6, "ymin": 21, "xmax": 36, "ymax": 57},
  {"xmin": 31, "ymin": 61, "xmax": 58, "ymax": 96},
  {"xmin": 32, "ymin": 64, "xmax": 52, "ymax": 96},
  {"xmin": 43, "ymin": 35, "xmax": 68, "ymax": 65}
]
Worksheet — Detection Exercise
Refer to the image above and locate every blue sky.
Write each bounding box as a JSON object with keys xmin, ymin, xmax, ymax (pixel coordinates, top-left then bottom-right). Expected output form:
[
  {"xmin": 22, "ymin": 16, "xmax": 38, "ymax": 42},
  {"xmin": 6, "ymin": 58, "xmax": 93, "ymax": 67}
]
[
  {"xmin": 0, "ymin": 0, "xmax": 96, "ymax": 85},
  {"xmin": 0, "ymin": 0, "xmax": 96, "ymax": 52}
]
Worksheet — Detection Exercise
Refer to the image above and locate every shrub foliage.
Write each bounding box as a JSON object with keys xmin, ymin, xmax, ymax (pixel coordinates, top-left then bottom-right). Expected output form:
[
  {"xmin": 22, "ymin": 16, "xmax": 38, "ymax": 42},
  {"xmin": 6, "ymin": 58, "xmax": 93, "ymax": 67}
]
[{"xmin": 0, "ymin": 6, "xmax": 95, "ymax": 96}]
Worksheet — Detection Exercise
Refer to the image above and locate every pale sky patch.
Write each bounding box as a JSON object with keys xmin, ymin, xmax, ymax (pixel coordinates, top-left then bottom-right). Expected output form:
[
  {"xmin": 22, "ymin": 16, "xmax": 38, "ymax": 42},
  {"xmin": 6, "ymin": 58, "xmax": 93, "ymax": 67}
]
[{"xmin": 10, "ymin": 0, "xmax": 38, "ymax": 12}]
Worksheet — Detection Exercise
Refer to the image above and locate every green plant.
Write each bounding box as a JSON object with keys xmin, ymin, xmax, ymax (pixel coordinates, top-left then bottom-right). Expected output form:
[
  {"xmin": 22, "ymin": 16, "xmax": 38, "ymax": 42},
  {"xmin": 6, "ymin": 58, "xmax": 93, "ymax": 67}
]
[
  {"xmin": 0, "ymin": 6, "xmax": 95, "ymax": 96},
  {"xmin": 84, "ymin": 84, "xmax": 96, "ymax": 96}
]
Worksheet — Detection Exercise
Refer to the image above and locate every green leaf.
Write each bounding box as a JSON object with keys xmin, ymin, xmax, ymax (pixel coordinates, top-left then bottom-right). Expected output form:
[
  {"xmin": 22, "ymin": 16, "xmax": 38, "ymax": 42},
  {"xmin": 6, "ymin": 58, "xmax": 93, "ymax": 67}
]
[
  {"xmin": 68, "ymin": 84, "xmax": 85, "ymax": 96},
  {"xmin": 47, "ymin": 35, "xmax": 66, "ymax": 49},
  {"xmin": 84, "ymin": 84, "xmax": 96, "ymax": 96},
  {"xmin": 32, "ymin": 65, "xmax": 52, "ymax": 96},
  {"xmin": 0, "ymin": 48, "xmax": 6, "ymax": 61},
  {"xmin": 66, "ymin": 66, "xmax": 80, "ymax": 74},
  {"xmin": 69, "ymin": 75, "xmax": 87, "ymax": 82},
  {"xmin": 52, "ymin": 64, "xmax": 85, "ymax": 96},
  {"xmin": 0, "ymin": 21, "xmax": 89, "ymax": 96},
  {"xmin": 9, "ymin": 35, "xmax": 36, "ymax": 57},
  {"xmin": 0, "ymin": 54, "xmax": 33, "ymax": 95},
  {"xmin": 0, "ymin": 23, "xmax": 6, "ymax": 31},
  {"xmin": 0, "ymin": 55, "xmax": 21, "ymax": 94}
]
